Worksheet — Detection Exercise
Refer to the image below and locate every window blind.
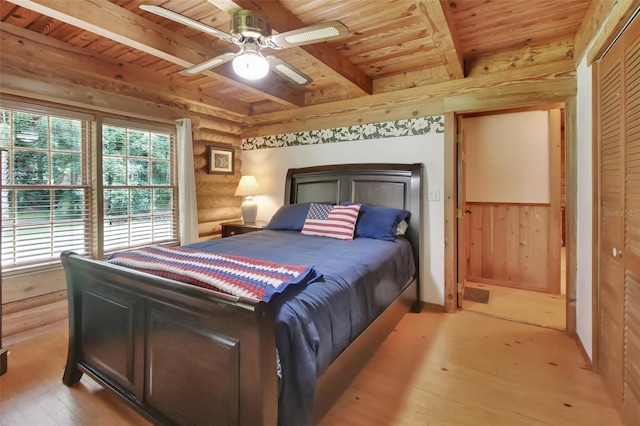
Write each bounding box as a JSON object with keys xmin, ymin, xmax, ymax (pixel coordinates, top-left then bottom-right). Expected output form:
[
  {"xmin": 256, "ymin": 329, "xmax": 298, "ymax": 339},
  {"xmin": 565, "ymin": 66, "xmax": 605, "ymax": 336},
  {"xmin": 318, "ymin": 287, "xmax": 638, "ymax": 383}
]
[
  {"xmin": 101, "ymin": 121, "xmax": 178, "ymax": 254},
  {"xmin": 0, "ymin": 106, "xmax": 92, "ymax": 271},
  {"xmin": 0, "ymin": 101, "xmax": 180, "ymax": 271}
]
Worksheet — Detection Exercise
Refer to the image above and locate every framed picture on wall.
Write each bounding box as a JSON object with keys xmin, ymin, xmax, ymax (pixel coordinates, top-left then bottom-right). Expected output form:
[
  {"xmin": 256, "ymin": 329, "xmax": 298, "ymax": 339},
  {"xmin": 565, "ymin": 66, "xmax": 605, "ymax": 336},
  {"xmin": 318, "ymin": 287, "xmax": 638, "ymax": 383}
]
[{"xmin": 208, "ymin": 145, "xmax": 234, "ymax": 174}]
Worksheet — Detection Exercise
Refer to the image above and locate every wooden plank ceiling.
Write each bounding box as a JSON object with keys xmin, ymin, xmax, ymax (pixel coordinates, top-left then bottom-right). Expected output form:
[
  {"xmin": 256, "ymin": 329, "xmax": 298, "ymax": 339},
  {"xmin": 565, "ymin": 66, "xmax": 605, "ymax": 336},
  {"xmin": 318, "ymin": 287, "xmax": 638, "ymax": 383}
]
[{"xmin": 0, "ymin": 0, "xmax": 591, "ymax": 116}]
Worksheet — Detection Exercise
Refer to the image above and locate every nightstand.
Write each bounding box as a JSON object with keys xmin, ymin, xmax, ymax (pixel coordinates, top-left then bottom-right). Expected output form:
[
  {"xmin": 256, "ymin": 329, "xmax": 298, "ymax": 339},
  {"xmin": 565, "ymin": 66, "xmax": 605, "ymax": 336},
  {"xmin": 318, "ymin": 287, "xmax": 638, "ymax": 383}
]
[{"xmin": 221, "ymin": 220, "xmax": 267, "ymax": 238}]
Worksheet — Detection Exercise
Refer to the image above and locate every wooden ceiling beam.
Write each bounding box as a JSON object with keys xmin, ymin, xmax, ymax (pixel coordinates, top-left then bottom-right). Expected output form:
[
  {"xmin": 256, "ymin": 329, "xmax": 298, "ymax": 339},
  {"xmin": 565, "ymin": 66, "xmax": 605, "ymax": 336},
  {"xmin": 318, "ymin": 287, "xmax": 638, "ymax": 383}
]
[
  {"xmin": 572, "ymin": 0, "xmax": 615, "ymax": 65},
  {"xmin": 0, "ymin": 21, "xmax": 248, "ymax": 119},
  {"xmin": 465, "ymin": 38, "xmax": 575, "ymax": 77},
  {"xmin": 208, "ymin": 0, "xmax": 373, "ymax": 96},
  {"xmin": 5, "ymin": 0, "xmax": 305, "ymax": 107},
  {"xmin": 0, "ymin": 72, "xmax": 183, "ymax": 122},
  {"xmin": 241, "ymin": 59, "xmax": 576, "ymax": 138},
  {"xmin": 414, "ymin": 0, "xmax": 464, "ymax": 80}
]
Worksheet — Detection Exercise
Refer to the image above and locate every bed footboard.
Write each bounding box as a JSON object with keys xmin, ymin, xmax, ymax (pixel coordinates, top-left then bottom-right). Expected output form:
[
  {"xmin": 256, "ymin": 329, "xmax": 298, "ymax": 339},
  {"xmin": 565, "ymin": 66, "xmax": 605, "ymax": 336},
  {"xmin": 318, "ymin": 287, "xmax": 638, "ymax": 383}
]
[{"xmin": 61, "ymin": 252, "xmax": 278, "ymax": 426}]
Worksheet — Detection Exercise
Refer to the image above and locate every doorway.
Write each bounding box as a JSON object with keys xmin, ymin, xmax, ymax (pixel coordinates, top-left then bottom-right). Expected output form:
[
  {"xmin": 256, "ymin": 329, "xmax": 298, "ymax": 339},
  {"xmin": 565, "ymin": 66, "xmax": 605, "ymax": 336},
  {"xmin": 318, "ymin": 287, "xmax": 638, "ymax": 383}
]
[{"xmin": 456, "ymin": 107, "xmax": 567, "ymax": 331}]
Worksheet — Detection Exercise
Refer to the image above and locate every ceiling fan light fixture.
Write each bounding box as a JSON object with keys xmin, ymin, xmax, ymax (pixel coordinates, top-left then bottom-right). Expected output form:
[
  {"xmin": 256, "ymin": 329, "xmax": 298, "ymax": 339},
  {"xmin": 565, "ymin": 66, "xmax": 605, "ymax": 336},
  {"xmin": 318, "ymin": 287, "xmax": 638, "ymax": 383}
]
[
  {"xmin": 232, "ymin": 44, "xmax": 269, "ymax": 80},
  {"xmin": 139, "ymin": 5, "xmax": 349, "ymax": 84}
]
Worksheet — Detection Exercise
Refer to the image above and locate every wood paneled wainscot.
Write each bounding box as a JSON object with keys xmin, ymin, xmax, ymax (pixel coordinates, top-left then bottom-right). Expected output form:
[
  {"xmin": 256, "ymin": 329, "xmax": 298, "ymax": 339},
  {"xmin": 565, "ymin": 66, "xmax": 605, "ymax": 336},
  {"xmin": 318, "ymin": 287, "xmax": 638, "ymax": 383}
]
[{"xmin": 465, "ymin": 202, "xmax": 559, "ymax": 293}]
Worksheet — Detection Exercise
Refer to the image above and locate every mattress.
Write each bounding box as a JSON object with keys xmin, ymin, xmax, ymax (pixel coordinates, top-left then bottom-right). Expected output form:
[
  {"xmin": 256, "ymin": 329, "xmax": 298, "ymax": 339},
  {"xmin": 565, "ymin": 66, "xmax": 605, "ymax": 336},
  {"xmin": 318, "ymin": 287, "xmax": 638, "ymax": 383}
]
[{"xmin": 189, "ymin": 229, "xmax": 416, "ymax": 425}]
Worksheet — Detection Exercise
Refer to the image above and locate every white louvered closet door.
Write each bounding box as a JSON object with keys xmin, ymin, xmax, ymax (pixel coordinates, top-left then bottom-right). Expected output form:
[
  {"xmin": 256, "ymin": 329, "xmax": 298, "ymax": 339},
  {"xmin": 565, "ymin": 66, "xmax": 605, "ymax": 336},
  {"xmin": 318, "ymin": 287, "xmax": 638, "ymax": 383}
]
[{"xmin": 598, "ymin": 13, "xmax": 640, "ymax": 425}]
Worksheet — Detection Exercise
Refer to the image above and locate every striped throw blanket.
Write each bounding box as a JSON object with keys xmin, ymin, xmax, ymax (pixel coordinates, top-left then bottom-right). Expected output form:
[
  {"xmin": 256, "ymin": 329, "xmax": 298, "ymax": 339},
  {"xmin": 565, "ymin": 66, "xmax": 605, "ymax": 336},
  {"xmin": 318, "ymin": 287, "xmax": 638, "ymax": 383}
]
[{"xmin": 107, "ymin": 245, "xmax": 320, "ymax": 302}]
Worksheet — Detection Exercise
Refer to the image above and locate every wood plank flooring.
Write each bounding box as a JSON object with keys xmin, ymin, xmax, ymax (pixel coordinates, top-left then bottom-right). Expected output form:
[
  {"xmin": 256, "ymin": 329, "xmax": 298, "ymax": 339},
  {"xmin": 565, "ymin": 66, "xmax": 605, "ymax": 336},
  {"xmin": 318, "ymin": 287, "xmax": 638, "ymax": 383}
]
[
  {"xmin": 320, "ymin": 310, "xmax": 621, "ymax": 426},
  {"xmin": 463, "ymin": 282, "xmax": 566, "ymax": 331},
  {"xmin": 1, "ymin": 310, "xmax": 623, "ymax": 426},
  {"xmin": 0, "ymin": 326, "xmax": 147, "ymax": 426}
]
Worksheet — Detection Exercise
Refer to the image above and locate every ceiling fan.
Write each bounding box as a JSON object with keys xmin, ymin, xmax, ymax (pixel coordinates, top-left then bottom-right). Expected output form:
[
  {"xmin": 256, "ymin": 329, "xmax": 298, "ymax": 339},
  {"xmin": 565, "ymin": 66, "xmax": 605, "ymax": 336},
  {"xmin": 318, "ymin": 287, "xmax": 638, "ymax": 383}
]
[{"xmin": 139, "ymin": 4, "xmax": 350, "ymax": 85}]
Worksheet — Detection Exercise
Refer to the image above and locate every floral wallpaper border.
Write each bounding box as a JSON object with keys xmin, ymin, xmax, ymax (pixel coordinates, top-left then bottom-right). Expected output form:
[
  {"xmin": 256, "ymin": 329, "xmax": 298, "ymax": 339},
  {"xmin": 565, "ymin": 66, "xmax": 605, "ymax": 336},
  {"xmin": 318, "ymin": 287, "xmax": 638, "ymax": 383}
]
[{"xmin": 241, "ymin": 115, "xmax": 444, "ymax": 150}]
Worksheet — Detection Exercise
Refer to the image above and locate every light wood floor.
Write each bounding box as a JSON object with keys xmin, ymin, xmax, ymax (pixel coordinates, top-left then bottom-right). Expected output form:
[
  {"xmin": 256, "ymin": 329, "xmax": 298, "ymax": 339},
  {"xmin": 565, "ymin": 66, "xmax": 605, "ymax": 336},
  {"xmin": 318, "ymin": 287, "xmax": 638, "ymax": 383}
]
[
  {"xmin": 464, "ymin": 282, "xmax": 566, "ymax": 331},
  {"xmin": 1, "ymin": 311, "xmax": 623, "ymax": 426},
  {"xmin": 462, "ymin": 247, "xmax": 567, "ymax": 331},
  {"xmin": 0, "ymin": 325, "xmax": 146, "ymax": 426}
]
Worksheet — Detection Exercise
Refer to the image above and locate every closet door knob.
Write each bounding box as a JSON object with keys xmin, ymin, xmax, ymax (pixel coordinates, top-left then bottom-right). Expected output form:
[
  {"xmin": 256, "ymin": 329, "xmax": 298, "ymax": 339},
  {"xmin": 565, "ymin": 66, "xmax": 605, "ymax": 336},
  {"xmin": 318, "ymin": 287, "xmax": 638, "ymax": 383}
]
[{"xmin": 613, "ymin": 247, "xmax": 623, "ymax": 258}]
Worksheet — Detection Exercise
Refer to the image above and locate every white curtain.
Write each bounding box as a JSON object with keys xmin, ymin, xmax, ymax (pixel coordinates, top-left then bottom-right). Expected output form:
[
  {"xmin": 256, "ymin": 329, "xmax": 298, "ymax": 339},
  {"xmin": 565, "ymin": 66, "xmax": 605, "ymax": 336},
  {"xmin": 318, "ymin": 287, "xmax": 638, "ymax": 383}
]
[{"xmin": 176, "ymin": 118, "xmax": 199, "ymax": 245}]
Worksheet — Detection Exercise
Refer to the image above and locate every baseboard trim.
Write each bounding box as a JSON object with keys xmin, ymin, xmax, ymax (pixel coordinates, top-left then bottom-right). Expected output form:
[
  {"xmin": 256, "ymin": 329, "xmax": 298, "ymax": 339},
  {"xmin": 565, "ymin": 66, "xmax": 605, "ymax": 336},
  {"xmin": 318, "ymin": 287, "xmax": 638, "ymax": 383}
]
[{"xmin": 423, "ymin": 302, "xmax": 445, "ymax": 312}]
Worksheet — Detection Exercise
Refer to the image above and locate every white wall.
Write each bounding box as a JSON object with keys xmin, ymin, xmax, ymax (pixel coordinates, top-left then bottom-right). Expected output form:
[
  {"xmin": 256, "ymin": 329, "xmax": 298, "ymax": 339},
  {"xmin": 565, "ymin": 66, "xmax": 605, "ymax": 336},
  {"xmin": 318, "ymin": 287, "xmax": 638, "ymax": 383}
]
[
  {"xmin": 576, "ymin": 56, "xmax": 594, "ymax": 359},
  {"xmin": 465, "ymin": 111, "xmax": 551, "ymax": 203},
  {"xmin": 241, "ymin": 133, "xmax": 446, "ymax": 306}
]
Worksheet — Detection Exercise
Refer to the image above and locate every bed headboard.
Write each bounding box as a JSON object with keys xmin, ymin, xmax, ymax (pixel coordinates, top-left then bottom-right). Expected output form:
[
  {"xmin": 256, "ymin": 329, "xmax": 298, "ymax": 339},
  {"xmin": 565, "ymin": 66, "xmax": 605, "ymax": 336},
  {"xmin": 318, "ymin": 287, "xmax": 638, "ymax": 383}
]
[{"xmin": 284, "ymin": 163, "xmax": 423, "ymax": 285}]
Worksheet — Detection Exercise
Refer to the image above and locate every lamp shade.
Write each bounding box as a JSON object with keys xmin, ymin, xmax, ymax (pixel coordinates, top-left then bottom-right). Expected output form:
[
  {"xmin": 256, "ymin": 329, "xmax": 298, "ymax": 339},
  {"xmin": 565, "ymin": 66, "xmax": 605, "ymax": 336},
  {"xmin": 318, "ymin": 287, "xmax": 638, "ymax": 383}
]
[{"xmin": 234, "ymin": 176, "xmax": 260, "ymax": 196}]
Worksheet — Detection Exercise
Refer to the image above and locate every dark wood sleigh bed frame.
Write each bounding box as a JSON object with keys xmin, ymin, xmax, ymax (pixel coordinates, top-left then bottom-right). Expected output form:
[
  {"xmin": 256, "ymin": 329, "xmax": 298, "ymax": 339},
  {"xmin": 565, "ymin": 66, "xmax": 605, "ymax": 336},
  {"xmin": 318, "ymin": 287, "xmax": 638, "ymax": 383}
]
[{"xmin": 61, "ymin": 163, "xmax": 423, "ymax": 425}]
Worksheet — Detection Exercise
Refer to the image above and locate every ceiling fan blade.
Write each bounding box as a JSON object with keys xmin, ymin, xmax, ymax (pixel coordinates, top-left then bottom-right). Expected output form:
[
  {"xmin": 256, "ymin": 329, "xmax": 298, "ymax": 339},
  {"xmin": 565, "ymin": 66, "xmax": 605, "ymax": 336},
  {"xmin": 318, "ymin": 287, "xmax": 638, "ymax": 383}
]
[
  {"xmin": 265, "ymin": 21, "xmax": 349, "ymax": 49},
  {"xmin": 139, "ymin": 4, "xmax": 237, "ymax": 43},
  {"xmin": 181, "ymin": 52, "xmax": 236, "ymax": 76},
  {"xmin": 266, "ymin": 56, "xmax": 312, "ymax": 85}
]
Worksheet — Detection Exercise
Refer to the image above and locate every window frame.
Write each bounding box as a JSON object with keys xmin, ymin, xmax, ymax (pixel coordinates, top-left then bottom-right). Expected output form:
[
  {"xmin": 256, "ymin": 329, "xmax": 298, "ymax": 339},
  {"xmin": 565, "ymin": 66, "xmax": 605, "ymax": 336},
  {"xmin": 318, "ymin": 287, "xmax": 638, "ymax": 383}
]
[
  {"xmin": 98, "ymin": 117, "xmax": 179, "ymax": 258},
  {"xmin": 0, "ymin": 100, "xmax": 94, "ymax": 272},
  {"xmin": 0, "ymin": 99, "xmax": 180, "ymax": 273}
]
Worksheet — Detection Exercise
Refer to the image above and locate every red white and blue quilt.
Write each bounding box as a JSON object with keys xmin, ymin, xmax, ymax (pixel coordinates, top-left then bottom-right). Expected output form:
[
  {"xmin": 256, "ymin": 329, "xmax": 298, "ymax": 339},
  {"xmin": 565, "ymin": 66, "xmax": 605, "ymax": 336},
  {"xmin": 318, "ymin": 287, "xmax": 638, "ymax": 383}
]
[{"xmin": 107, "ymin": 245, "xmax": 320, "ymax": 302}]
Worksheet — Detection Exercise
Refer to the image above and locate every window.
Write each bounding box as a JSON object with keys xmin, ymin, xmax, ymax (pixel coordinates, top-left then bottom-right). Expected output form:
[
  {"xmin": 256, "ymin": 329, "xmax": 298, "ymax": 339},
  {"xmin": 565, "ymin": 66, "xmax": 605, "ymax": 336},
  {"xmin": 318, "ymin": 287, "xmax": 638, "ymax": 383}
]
[
  {"xmin": 0, "ymin": 101, "xmax": 179, "ymax": 271},
  {"xmin": 0, "ymin": 105, "xmax": 92, "ymax": 270},
  {"xmin": 101, "ymin": 120, "xmax": 178, "ymax": 254}
]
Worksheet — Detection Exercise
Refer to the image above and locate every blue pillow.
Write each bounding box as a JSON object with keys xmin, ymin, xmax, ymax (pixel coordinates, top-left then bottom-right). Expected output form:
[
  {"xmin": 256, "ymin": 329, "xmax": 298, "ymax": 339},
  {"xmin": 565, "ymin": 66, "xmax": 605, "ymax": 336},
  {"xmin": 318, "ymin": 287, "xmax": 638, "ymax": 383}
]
[
  {"xmin": 266, "ymin": 202, "xmax": 331, "ymax": 231},
  {"xmin": 343, "ymin": 203, "xmax": 410, "ymax": 241}
]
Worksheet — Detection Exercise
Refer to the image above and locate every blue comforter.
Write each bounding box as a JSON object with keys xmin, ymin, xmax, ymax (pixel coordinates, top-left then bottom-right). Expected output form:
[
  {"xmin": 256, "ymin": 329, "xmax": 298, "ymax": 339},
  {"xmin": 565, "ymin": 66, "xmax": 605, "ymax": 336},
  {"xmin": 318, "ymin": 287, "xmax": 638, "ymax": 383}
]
[{"xmin": 189, "ymin": 230, "xmax": 416, "ymax": 425}]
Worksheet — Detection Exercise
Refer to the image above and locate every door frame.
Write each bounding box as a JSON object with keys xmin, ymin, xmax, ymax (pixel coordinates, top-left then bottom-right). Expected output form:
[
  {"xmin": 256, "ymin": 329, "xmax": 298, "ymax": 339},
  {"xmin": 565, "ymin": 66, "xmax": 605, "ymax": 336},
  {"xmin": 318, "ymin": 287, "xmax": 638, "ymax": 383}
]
[
  {"xmin": 444, "ymin": 104, "xmax": 577, "ymax": 337},
  {"xmin": 456, "ymin": 115, "xmax": 467, "ymax": 309}
]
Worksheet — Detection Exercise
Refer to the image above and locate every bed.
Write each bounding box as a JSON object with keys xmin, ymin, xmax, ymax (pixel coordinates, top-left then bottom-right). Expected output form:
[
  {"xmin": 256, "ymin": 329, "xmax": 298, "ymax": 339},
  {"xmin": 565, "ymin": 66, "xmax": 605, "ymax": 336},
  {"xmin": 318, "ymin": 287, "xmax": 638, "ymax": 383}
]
[{"xmin": 61, "ymin": 163, "xmax": 423, "ymax": 425}]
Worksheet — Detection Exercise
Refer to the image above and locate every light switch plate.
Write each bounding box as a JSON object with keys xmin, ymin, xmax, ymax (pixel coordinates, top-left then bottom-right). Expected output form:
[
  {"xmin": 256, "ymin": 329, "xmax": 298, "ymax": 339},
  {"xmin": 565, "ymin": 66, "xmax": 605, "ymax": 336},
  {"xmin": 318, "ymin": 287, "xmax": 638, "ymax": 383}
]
[{"xmin": 428, "ymin": 190, "xmax": 440, "ymax": 201}]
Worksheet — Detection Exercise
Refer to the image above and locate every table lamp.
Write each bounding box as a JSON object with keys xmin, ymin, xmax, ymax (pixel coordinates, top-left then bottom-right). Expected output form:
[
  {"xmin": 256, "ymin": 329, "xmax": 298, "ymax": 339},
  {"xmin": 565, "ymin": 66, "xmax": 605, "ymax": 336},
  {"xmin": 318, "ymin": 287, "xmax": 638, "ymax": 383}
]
[{"xmin": 234, "ymin": 175, "xmax": 260, "ymax": 223}]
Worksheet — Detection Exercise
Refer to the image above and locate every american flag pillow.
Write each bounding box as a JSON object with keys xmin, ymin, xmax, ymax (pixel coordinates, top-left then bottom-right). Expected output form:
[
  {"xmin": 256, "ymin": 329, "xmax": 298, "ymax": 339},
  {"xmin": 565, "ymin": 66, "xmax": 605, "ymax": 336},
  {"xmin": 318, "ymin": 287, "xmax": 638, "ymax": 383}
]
[{"xmin": 301, "ymin": 203, "xmax": 361, "ymax": 240}]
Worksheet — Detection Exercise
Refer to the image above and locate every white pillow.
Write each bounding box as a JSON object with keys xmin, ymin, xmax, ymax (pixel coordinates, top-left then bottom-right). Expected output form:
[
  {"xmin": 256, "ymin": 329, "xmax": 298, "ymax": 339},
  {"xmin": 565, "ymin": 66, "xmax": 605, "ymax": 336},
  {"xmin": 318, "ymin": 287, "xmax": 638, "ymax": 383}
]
[{"xmin": 396, "ymin": 219, "xmax": 409, "ymax": 236}]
